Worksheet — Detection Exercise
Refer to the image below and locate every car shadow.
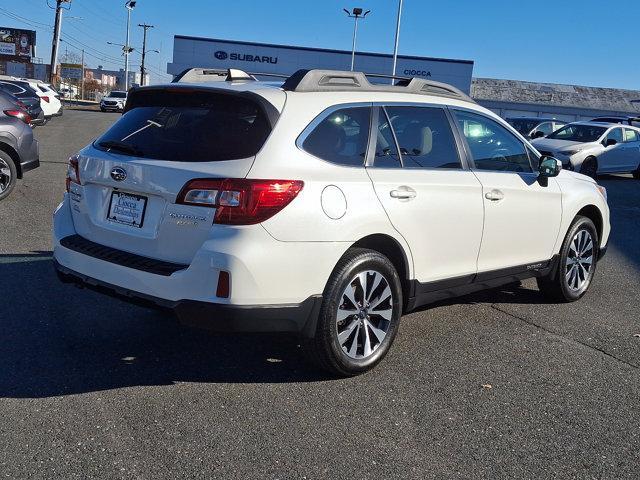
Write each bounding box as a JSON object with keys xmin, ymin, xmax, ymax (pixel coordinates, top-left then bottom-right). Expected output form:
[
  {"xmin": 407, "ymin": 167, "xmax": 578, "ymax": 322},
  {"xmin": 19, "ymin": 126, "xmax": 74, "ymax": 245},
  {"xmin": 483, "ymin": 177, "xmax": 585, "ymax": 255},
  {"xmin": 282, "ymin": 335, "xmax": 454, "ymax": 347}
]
[
  {"xmin": 597, "ymin": 174, "xmax": 640, "ymax": 271},
  {"xmin": 3, "ymin": 175, "xmax": 638, "ymax": 399},
  {"xmin": 0, "ymin": 253, "xmax": 334, "ymax": 399}
]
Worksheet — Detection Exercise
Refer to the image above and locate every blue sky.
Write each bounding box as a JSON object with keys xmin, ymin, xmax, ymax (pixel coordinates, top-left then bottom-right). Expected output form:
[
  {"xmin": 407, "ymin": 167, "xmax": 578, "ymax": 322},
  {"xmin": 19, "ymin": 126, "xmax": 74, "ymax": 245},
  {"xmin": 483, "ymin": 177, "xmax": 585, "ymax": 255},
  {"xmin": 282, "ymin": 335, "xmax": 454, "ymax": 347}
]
[{"xmin": 3, "ymin": 0, "xmax": 639, "ymax": 89}]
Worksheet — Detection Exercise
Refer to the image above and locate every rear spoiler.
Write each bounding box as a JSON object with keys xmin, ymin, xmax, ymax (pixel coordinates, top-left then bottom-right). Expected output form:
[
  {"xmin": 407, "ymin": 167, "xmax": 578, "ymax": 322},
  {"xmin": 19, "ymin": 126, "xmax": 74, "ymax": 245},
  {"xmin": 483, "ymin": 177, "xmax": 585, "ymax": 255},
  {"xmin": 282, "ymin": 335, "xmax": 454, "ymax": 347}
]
[{"xmin": 124, "ymin": 83, "xmax": 282, "ymax": 127}]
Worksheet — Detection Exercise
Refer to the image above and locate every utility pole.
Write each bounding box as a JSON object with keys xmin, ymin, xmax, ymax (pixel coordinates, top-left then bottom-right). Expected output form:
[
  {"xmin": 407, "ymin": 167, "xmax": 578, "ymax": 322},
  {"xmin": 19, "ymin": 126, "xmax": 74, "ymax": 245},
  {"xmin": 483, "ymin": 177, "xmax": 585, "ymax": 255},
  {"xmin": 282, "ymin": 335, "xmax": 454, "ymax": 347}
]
[
  {"xmin": 80, "ymin": 48, "xmax": 85, "ymax": 100},
  {"xmin": 49, "ymin": 0, "xmax": 71, "ymax": 84},
  {"xmin": 138, "ymin": 23, "xmax": 154, "ymax": 86}
]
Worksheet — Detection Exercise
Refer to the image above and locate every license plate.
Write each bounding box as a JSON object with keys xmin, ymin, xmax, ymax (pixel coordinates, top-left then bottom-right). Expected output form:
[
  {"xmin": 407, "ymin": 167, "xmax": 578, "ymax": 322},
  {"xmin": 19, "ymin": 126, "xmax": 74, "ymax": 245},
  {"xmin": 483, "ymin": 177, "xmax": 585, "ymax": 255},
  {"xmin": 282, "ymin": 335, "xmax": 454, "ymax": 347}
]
[{"xmin": 107, "ymin": 191, "xmax": 147, "ymax": 228}]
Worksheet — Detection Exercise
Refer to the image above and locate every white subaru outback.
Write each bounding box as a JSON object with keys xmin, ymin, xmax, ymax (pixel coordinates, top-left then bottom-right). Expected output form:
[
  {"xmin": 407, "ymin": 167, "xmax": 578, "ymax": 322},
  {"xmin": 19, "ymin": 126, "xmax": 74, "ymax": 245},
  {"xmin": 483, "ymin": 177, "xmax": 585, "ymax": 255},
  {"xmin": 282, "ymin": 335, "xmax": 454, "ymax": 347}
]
[{"xmin": 53, "ymin": 69, "xmax": 610, "ymax": 376}]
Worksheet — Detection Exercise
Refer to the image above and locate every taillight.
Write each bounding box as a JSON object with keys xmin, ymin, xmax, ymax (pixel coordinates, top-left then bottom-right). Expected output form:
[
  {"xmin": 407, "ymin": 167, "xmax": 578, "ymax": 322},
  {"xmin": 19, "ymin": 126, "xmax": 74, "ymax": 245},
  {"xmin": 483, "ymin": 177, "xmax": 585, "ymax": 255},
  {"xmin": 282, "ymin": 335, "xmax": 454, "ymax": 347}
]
[
  {"xmin": 4, "ymin": 109, "xmax": 31, "ymax": 125},
  {"xmin": 41, "ymin": 96, "xmax": 50, "ymax": 103},
  {"xmin": 16, "ymin": 100, "xmax": 26, "ymax": 109},
  {"xmin": 176, "ymin": 178, "xmax": 304, "ymax": 225},
  {"xmin": 65, "ymin": 155, "xmax": 81, "ymax": 192}
]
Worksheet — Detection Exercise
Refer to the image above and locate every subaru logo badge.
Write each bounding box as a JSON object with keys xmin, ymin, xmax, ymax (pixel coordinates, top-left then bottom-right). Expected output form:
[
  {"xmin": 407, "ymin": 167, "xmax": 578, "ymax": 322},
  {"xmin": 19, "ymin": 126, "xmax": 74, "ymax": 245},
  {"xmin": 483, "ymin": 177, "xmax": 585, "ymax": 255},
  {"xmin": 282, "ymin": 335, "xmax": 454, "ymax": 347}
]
[
  {"xmin": 110, "ymin": 167, "xmax": 127, "ymax": 182},
  {"xmin": 214, "ymin": 50, "xmax": 228, "ymax": 60}
]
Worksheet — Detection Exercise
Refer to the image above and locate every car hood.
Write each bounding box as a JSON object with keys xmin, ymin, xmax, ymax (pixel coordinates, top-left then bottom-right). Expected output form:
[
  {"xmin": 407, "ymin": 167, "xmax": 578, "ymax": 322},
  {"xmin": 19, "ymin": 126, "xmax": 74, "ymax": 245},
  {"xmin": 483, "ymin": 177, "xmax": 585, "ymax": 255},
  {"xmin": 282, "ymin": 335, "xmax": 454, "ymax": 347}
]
[
  {"xmin": 560, "ymin": 168, "xmax": 596, "ymax": 184},
  {"xmin": 530, "ymin": 138, "xmax": 589, "ymax": 152}
]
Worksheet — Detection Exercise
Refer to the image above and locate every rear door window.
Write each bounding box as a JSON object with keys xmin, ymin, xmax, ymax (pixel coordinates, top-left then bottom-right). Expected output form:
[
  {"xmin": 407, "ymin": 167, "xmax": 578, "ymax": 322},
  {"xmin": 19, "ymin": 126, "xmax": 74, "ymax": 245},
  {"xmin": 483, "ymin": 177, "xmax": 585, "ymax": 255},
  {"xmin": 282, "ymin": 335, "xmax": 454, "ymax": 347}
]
[
  {"xmin": 385, "ymin": 106, "xmax": 461, "ymax": 169},
  {"xmin": 302, "ymin": 107, "xmax": 371, "ymax": 167},
  {"xmin": 95, "ymin": 90, "xmax": 272, "ymax": 162},
  {"xmin": 373, "ymin": 108, "xmax": 402, "ymax": 168}
]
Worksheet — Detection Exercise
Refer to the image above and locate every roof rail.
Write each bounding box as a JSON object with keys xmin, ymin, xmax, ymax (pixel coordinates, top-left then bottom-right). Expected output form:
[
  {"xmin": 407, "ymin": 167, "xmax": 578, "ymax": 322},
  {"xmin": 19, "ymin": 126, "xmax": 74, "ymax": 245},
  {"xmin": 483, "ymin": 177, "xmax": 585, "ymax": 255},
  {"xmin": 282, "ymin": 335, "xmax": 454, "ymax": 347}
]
[{"xmin": 281, "ymin": 69, "xmax": 475, "ymax": 103}]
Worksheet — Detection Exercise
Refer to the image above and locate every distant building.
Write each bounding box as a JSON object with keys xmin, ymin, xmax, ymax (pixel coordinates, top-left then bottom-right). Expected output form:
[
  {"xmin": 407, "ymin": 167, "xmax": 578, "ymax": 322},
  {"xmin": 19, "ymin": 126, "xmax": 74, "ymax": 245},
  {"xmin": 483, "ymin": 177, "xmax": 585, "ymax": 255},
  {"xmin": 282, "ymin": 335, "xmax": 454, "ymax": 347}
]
[
  {"xmin": 89, "ymin": 66, "xmax": 149, "ymax": 89},
  {"xmin": 473, "ymin": 78, "xmax": 640, "ymax": 122}
]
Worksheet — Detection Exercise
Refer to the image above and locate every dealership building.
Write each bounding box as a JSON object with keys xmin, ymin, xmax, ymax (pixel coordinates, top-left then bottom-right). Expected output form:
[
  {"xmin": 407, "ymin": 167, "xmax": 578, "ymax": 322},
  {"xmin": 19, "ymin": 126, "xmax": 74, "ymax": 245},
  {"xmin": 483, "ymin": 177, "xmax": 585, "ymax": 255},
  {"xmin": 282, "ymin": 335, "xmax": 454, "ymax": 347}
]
[
  {"xmin": 168, "ymin": 35, "xmax": 640, "ymax": 122},
  {"xmin": 167, "ymin": 36, "xmax": 475, "ymax": 93}
]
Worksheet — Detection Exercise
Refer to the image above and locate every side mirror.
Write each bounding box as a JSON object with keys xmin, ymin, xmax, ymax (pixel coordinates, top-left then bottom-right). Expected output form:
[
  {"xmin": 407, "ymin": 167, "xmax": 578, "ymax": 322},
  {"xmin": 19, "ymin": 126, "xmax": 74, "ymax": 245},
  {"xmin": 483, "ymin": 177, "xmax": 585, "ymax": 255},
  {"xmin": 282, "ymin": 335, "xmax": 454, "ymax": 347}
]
[
  {"xmin": 532, "ymin": 130, "xmax": 546, "ymax": 139},
  {"xmin": 538, "ymin": 156, "xmax": 562, "ymax": 186},
  {"xmin": 605, "ymin": 138, "xmax": 617, "ymax": 147}
]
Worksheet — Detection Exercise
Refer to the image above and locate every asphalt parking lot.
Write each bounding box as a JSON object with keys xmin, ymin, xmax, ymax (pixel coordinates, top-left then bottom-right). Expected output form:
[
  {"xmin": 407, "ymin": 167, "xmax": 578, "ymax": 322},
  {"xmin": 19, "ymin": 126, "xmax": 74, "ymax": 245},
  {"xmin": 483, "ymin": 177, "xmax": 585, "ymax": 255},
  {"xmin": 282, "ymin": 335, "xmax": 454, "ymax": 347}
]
[{"xmin": 1, "ymin": 110, "xmax": 639, "ymax": 479}]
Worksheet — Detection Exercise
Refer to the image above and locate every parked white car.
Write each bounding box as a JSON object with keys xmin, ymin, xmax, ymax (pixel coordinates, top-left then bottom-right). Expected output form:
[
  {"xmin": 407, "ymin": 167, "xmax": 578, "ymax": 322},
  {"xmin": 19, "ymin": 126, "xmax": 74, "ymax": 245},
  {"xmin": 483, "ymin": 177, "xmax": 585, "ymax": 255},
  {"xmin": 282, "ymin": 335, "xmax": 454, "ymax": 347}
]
[
  {"xmin": 20, "ymin": 78, "xmax": 63, "ymax": 118},
  {"xmin": 532, "ymin": 121, "xmax": 640, "ymax": 179},
  {"xmin": 52, "ymin": 69, "xmax": 611, "ymax": 376},
  {"xmin": 100, "ymin": 91, "xmax": 128, "ymax": 112}
]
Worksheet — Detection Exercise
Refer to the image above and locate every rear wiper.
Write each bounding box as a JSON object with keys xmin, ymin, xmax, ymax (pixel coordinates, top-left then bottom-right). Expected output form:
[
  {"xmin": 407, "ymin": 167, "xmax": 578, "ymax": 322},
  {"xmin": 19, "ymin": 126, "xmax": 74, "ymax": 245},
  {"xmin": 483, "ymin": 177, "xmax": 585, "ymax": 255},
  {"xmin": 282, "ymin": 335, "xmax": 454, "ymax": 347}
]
[{"xmin": 97, "ymin": 140, "xmax": 143, "ymax": 157}]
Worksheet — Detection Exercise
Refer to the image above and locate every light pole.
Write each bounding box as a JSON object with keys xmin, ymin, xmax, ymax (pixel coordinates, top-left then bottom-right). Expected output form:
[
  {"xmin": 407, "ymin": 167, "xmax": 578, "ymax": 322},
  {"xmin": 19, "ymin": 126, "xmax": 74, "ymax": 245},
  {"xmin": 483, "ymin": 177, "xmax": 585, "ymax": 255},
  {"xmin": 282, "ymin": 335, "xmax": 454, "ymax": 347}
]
[
  {"xmin": 391, "ymin": 0, "xmax": 403, "ymax": 81},
  {"xmin": 124, "ymin": 0, "xmax": 137, "ymax": 91},
  {"xmin": 343, "ymin": 8, "xmax": 370, "ymax": 71}
]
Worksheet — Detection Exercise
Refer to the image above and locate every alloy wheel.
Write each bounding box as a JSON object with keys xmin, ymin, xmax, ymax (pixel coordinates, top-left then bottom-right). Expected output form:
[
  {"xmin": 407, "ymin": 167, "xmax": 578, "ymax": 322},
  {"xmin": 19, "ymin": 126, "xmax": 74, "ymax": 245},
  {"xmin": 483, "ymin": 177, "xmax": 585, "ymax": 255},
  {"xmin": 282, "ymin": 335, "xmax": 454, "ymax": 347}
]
[
  {"xmin": 0, "ymin": 157, "xmax": 12, "ymax": 193},
  {"xmin": 565, "ymin": 229, "xmax": 595, "ymax": 292},
  {"xmin": 336, "ymin": 270, "xmax": 394, "ymax": 359}
]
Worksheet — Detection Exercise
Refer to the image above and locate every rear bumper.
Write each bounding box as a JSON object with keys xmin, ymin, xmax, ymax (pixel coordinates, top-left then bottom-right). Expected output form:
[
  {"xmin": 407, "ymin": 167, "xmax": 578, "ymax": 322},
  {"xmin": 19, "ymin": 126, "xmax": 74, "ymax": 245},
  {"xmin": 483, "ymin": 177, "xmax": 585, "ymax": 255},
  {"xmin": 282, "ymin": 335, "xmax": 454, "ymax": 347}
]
[
  {"xmin": 54, "ymin": 259, "xmax": 322, "ymax": 336},
  {"xmin": 52, "ymin": 193, "xmax": 344, "ymax": 334}
]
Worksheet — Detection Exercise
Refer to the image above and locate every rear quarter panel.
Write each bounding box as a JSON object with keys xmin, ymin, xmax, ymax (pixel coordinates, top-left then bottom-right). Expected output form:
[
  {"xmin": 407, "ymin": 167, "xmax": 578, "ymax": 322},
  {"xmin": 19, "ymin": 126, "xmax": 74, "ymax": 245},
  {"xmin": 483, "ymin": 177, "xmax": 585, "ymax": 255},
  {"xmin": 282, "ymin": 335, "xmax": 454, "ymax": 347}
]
[{"xmin": 248, "ymin": 93, "xmax": 415, "ymax": 278}]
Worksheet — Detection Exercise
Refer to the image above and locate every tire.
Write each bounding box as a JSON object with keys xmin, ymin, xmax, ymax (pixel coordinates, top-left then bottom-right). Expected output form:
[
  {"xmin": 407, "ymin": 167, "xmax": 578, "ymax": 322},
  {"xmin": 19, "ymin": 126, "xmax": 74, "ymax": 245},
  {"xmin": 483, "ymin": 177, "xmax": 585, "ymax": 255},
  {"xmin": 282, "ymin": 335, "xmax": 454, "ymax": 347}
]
[
  {"xmin": 305, "ymin": 248, "xmax": 403, "ymax": 376},
  {"xmin": 537, "ymin": 216, "xmax": 599, "ymax": 302},
  {"xmin": 0, "ymin": 151, "xmax": 17, "ymax": 201},
  {"xmin": 580, "ymin": 157, "xmax": 598, "ymax": 179},
  {"xmin": 100, "ymin": 107, "xmax": 106, "ymax": 112}
]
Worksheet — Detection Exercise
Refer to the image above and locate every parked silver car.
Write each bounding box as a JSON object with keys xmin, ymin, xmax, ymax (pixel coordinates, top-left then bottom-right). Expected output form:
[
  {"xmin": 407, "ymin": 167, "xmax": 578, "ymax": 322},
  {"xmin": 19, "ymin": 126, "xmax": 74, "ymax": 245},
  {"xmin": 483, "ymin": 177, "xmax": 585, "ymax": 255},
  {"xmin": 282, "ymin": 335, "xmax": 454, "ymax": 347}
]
[
  {"xmin": 532, "ymin": 121, "xmax": 640, "ymax": 179},
  {"xmin": 0, "ymin": 90, "xmax": 40, "ymax": 200}
]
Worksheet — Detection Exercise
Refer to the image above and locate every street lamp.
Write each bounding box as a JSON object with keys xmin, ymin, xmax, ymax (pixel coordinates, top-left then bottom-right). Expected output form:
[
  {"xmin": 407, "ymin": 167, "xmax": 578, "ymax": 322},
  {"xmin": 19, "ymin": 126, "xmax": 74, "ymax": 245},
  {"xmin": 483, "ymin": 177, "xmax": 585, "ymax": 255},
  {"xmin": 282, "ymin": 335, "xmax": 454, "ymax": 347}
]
[
  {"xmin": 391, "ymin": 0, "xmax": 403, "ymax": 81},
  {"xmin": 124, "ymin": 0, "xmax": 137, "ymax": 91},
  {"xmin": 343, "ymin": 7, "xmax": 370, "ymax": 71}
]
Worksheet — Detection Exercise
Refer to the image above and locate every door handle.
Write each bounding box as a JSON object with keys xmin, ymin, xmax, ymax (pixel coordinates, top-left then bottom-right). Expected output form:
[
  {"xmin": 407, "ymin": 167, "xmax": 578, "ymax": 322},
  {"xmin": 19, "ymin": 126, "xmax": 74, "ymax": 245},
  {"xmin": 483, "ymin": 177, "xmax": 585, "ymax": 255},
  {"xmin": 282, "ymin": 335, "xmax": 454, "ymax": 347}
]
[
  {"xmin": 485, "ymin": 189, "xmax": 504, "ymax": 201},
  {"xmin": 390, "ymin": 187, "xmax": 417, "ymax": 200}
]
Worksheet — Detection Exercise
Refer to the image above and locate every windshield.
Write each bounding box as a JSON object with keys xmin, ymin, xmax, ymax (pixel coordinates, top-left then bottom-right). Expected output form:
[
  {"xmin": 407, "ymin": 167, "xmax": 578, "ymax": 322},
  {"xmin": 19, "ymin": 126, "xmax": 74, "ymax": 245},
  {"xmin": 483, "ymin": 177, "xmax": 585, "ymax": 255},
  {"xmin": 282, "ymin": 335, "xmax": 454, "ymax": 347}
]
[
  {"xmin": 94, "ymin": 90, "xmax": 272, "ymax": 162},
  {"xmin": 109, "ymin": 91, "xmax": 127, "ymax": 98},
  {"xmin": 546, "ymin": 124, "xmax": 606, "ymax": 143},
  {"xmin": 507, "ymin": 119, "xmax": 540, "ymax": 136}
]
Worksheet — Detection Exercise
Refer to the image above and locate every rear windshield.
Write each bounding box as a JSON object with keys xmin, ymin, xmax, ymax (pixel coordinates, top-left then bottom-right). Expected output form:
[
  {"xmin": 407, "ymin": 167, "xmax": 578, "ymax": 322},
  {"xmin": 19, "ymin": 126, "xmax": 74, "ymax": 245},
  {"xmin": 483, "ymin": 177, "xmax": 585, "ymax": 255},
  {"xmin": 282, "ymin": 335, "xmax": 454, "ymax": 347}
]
[{"xmin": 94, "ymin": 90, "xmax": 271, "ymax": 162}]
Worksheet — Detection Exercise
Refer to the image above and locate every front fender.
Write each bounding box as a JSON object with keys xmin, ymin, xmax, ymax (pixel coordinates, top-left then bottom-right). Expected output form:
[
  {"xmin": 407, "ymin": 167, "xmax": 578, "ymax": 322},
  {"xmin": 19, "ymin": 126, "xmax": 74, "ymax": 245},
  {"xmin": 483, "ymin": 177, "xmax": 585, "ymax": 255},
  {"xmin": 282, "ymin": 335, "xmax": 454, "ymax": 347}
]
[{"xmin": 555, "ymin": 173, "xmax": 610, "ymax": 251}]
